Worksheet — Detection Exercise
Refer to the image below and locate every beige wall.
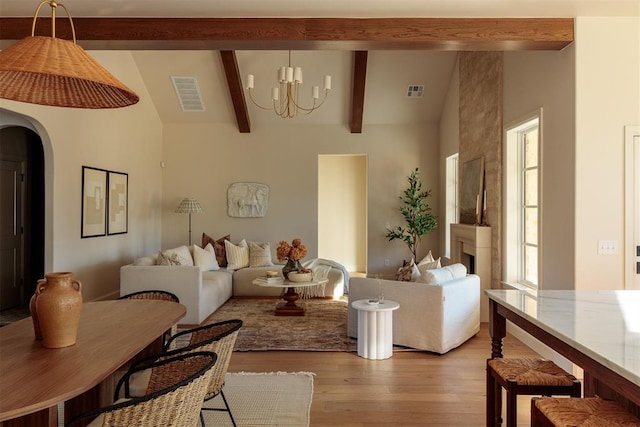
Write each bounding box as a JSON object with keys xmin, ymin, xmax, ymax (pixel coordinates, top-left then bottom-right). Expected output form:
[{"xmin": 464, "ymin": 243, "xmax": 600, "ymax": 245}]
[
  {"xmin": 438, "ymin": 56, "xmax": 460, "ymax": 258},
  {"xmin": 503, "ymin": 46, "xmax": 576, "ymax": 290},
  {"xmin": 574, "ymin": 17, "xmax": 640, "ymax": 290},
  {"xmin": 0, "ymin": 51, "xmax": 163, "ymax": 301},
  {"xmin": 161, "ymin": 122, "xmax": 440, "ymax": 276},
  {"xmin": 318, "ymin": 154, "xmax": 368, "ymax": 273}
]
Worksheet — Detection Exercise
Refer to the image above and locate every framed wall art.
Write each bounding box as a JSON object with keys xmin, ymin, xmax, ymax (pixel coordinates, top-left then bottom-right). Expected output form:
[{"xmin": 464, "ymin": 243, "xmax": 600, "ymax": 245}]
[
  {"xmin": 107, "ymin": 170, "xmax": 128, "ymax": 235},
  {"xmin": 81, "ymin": 166, "xmax": 107, "ymax": 238}
]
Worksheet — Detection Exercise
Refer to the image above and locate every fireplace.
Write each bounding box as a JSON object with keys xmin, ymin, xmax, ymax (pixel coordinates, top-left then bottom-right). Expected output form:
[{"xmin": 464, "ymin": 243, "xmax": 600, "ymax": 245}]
[{"xmin": 450, "ymin": 223, "xmax": 491, "ymax": 321}]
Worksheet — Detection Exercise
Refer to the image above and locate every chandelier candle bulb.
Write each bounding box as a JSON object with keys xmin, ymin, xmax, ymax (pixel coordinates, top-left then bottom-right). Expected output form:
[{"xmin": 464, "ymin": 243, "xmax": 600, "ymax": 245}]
[
  {"xmin": 286, "ymin": 67, "xmax": 294, "ymax": 83},
  {"xmin": 271, "ymin": 87, "xmax": 279, "ymax": 101},
  {"xmin": 294, "ymin": 67, "xmax": 302, "ymax": 83},
  {"xmin": 246, "ymin": 74, "xmax": 254, "ymax": 89},
  {"xmin": 312, "ymin": 86, "xmax": 320, "ymax": 99},
  {"xmin": 324, "ymin": 75, "xmax": 332, "ymax": 90},
  {"xmin": 278, "ymin": 67, "xmax": 286, "ymax": 82}
]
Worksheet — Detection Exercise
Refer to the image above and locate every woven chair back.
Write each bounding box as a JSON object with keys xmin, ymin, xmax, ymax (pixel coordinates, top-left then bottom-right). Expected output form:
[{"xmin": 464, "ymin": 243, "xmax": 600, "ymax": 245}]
[{"xmin": 67, "ymin": 351, "xmax": 217, "ymax": 427}]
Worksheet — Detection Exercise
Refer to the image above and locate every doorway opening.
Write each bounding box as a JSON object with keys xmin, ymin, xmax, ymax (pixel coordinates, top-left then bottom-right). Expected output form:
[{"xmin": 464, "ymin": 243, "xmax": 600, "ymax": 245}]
[
  {"xmin": 317, "ymin": 154, "xmax": 367, "ymax": 278},
  {"xmin": 625, "ymin": 126, "xmax": 640, "ymax": 290},
  {"xmin": 0, "ymin": 126, "xmax": 45, "ymax": 315}
]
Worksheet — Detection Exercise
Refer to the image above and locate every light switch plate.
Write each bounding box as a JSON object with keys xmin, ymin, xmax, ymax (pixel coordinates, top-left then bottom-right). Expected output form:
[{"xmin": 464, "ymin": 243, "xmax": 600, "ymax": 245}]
[{"xmin": 598, "ymin": 240, "xmax": 619, "ymax": 254}]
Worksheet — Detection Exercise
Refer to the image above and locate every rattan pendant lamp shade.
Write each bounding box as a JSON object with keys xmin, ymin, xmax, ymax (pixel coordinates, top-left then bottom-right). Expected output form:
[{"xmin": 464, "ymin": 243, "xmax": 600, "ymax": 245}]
[{"xmin": 0, "ymin": 1, "xmax": 139, "ymax": 109}]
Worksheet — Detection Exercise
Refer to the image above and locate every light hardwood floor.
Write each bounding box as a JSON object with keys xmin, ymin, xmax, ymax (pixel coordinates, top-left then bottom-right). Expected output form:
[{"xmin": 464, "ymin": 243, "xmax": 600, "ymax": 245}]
[{"xmin": 228, "ymin": 323, "xmax": 542, "ymax": 426}]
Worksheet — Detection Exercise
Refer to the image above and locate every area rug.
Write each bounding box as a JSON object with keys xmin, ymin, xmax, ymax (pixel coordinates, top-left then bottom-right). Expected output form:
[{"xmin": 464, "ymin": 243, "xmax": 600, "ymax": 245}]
[
  {"xmin": 201, "ymin": 298, "xmax": 357, "ymax": 352},
  {"xmin": 202, "ymin": 371, "xmax": 314, "ymax": 426}
]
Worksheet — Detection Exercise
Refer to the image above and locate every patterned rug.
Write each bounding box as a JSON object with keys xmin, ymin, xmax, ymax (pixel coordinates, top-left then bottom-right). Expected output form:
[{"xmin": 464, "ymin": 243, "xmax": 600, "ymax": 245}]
[
  {"xmin": 202, "ymin": 371, "xmax": 314, "ymax": 426},
  {"xmin": 200, "ymin": 298, "xmax": 357, "ymax": 351}
]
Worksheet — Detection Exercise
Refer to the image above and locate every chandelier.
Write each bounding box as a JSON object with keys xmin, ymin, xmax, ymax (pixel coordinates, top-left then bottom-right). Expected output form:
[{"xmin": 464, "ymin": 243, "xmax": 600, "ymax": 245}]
[
  {"xmin": 0, "ymin": 0, "xmax": 139, "ymax": 109},
  {"xmin": 245, "ymin": 51, "xmax": 331, "ymax": 118}
]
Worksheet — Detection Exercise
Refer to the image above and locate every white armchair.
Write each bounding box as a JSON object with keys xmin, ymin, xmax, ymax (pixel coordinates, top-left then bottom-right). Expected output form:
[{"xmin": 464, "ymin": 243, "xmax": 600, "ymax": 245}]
[{"xmin": 347, "ymin": 273, "xmax": 480, "ymax": 354}]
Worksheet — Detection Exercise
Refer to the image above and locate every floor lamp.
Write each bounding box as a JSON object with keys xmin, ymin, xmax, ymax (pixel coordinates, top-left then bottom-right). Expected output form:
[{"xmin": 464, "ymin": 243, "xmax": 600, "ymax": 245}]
[{"xmin": 175, "ymin": 198, "xmax": 203, "ymax": 245}]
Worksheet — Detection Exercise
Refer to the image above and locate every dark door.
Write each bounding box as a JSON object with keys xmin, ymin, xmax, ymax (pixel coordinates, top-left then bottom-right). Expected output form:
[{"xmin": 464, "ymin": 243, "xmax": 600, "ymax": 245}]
[
  {"xmin": 0, "ymin": 158, "xmax": 23, "ymax": 309},
  {"xmin": 0, "ymin": 126, "xmax": 45, "ymax": 309}
]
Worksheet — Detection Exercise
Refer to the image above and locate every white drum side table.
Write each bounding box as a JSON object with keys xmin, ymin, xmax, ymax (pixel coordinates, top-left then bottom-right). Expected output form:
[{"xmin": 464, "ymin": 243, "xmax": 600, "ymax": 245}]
[{"xmin": 351, "ymin": 299, "xmax": 400, "ymax": 360}]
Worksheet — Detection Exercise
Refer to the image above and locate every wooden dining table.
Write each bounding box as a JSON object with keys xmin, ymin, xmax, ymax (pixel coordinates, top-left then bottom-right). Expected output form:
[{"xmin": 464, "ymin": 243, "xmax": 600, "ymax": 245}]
[
  {"xmin": 486, "ymin": 289, "xmax": 640, "ymax": 423},
  {"xmin": 0, "ymin": 299, "xmax": 186, "ymax": 427}
]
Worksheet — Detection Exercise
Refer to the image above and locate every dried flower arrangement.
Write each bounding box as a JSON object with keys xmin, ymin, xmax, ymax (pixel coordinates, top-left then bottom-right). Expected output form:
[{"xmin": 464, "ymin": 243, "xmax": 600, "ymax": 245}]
[{"xmin": 277, "ymin": 238, "xmax": 308, "ymax": 262}]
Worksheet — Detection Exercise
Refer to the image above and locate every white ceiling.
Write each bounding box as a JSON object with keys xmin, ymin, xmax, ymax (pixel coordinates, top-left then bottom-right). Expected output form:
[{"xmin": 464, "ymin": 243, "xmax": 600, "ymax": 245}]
[{"xmin": 1, "ymin": 0, "xmax": 639, "ymax": 18}]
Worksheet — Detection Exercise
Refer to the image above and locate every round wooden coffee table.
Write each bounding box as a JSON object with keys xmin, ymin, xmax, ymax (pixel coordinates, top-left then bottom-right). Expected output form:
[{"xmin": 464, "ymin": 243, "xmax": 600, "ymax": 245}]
[{"xmin": 253, "ymin": 278, "xmax": 329, "ymax": 316}]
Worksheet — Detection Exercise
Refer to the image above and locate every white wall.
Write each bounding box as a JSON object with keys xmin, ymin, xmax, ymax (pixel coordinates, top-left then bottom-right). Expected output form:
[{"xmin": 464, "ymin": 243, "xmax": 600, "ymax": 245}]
[
  {"xmin": 574, "ymin": 17, "xmax": 640, "ymax": 290},
  {"xmin": 161, "ymin": 122, "xmax": 440, "ymax": 277},
  {"xmin": 503, "ymin": 46, "xmax": 576, "ymax": 290},
  {"xmin": 0, "ymin": 51, "xmax": 163, "ymax": 301}
]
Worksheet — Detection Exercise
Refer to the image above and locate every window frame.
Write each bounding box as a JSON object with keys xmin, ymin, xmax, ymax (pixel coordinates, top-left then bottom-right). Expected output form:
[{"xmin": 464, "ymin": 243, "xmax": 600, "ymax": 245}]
[{"xmin": 504, "ymin": 108, "xmax": 543, "ymax": 289}]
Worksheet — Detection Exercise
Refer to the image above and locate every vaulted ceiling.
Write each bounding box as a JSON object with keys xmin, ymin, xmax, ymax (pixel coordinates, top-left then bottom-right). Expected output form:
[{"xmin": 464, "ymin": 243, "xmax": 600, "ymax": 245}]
[{"xmin": 2, "ymin": 0, "xmax": 634, "ymax": 132}]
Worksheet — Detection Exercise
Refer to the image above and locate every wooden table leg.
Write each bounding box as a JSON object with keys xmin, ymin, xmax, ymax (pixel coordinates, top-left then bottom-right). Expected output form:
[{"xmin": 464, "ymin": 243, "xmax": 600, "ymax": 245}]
[
  {"xmin": 487, "ymin": 298, "xmax": 507, "ymax": 427},
  {"xmin": 275, "ymin": 287, "xmax": 305, "ymax": 316}
]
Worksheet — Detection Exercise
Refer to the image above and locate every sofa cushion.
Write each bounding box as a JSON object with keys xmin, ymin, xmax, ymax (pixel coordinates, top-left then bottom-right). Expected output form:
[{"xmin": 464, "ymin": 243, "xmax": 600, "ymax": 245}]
[
  {"xmin": 225, "ymin": 239, "xmax": 249, "ymax": 270},
  {"xmin": 202, "ymin": 233, "xmax": 230, "ymax": 268},
  {"xmin": 415, "ymin": 257, "xmax": 441, "ymax": 280},
  {"xmin": 418, "ymin": 263, "xmax": 467, "ymax": 285},
  {"xmin": 192, "ymin": 243, "xmax": 220, "ymax": 272},
  {"xmin": 133, "ymin": 254, "xmax": 157, "ymax": 266},
  {"xmin": 249, "ymin": 241, "xmax": 273, "ymax": 267},
  {"xmin": 157, "ymin": 245, "xmax": 193, "ymax": 266}
]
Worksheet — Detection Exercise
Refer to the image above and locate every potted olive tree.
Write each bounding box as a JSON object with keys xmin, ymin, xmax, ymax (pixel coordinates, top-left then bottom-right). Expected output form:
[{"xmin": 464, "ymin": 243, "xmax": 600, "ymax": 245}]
[{"xmin": 385, "ymin": 168, "xmax": 438, "ymax": 262}]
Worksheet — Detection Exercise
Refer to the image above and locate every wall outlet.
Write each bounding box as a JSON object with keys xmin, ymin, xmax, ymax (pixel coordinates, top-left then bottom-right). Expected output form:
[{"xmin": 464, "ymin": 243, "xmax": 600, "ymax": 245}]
[
  {"xmin": 384, "ymin": 259, "xmax": 390, "ymax": 266},
  {"xmin": 598, "ymin": 240, "xmax": 619, "ymax": 254}
]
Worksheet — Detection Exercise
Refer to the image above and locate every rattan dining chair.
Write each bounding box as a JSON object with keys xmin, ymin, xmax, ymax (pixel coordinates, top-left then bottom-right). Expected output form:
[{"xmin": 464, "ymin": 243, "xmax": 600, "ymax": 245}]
[
  {"xmin": 166, "ymin": 319, "xmax": 243, "ymax": 427},
  {"xmin": 118, "ymin": 290, "xmax": 181, "ymax": 347},
  {"xmin": 118, "ymin": 319, "xmax": 243, "ymax": 427},
  {"xmin": 66, "ymin": 351, "xmax": 217, "ymax": 427}
]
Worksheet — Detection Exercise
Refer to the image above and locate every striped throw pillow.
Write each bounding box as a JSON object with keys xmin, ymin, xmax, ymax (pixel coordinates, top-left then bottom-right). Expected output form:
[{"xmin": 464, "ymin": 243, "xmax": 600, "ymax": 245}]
[{"xmin": 225, "ymin": 239, "xmax": 249, "ymax": 270}]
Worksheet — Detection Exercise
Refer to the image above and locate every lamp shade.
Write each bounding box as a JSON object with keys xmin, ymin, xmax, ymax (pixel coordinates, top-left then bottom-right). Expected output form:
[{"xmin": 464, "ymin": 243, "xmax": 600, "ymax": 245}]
[
  {"xmin": 0, "ymin": 36, "xmax": 140, "ymax": 109},
  {"xmin": 175, "ymin": 198, "xmax": 204, "ymax": 214}
]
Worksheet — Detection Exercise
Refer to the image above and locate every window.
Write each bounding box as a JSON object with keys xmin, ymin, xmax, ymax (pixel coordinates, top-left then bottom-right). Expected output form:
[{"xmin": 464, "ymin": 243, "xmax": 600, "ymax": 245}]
[
  {"xmin": 504, "ymin": 110, "xmax": 541, "ymax": 288},
  {"xmin": 445, "ymin": 153, "xmax": 459, "ymax": 258}
]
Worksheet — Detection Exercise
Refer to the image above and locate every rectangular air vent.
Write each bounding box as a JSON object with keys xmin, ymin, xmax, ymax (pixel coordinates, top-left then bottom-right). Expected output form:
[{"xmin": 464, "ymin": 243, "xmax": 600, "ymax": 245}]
[
  {"xmin": 406, "ymin": 85, "xmax": 424, "ymax": 98},
  {"xmin": 171, "ymin": 76, "xmax": 205, "ymax": 111}
]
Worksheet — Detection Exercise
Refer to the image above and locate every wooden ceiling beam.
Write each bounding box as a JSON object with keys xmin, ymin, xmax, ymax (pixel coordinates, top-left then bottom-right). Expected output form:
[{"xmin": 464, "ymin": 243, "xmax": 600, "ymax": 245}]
[
  {"xmin": 350, "ymin": 51, "xmax": 368, "ymax": 134},
  {"xmin": 220, "ymin": 50, "xmax": 251, "ymax": 133},
  {"xmin": 0, "ymin": 18, "xmax": 574, "ymax": 50}
]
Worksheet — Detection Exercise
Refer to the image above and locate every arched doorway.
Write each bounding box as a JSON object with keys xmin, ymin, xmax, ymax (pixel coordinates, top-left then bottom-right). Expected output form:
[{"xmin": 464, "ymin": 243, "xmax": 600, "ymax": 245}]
[{"xmin": 0, "ymin": 126, "xmax": 45, "ymax": 310}]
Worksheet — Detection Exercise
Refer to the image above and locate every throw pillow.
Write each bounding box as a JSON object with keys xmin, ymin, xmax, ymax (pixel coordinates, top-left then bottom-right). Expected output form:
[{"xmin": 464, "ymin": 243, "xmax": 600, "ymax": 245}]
[
  {"xmin": 133, "ymin": 255, "xmax": 157, "ymax": 266},
  {"xmin": 192, "ymin": 243, "xmax": 220, "ymax": 272},
  {"xmin": 225, "ymin": 239, "xmax": 249, "ymax": 270},
  {"xmin": 202, "ymin": 233, "xmax": 230, "ymax": 267},
  {"xmin": 249, "ymin": 241, "xmax": 273, "ymax": 267},
  {"xmin": 394, "ymin": 259, "xmax": 415, "ymax": 282},
  {"xmin": 417, "ymin": 250, "xmax": 435, "ymax": 265},
  {"xmin": 157, "ymin": 251, "xmax": 183, "ymax": 266},
  {"xmin": 156, "ymin": 245, "xmax": 193, "ymax": 266},
  {"xmin": 418, "ymin": 263, "xmax": 467, "ymax": 285},
  {"xmin": 416, "ymin": 257, "xmax": 442, "ymax": 277}
]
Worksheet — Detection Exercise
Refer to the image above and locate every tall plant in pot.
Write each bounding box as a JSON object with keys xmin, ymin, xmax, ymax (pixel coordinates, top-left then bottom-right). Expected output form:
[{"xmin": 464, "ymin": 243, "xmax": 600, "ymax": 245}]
[{"xmin": 385, "ymin": 168, "xmax": 437, "ymax": 262}]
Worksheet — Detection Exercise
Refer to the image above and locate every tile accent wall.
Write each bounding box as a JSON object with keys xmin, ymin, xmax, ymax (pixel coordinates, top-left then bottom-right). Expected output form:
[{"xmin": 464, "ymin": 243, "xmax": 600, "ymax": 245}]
[{"xmin": 459, "ymin": 51, "xmax": 503, "ymax": 290}]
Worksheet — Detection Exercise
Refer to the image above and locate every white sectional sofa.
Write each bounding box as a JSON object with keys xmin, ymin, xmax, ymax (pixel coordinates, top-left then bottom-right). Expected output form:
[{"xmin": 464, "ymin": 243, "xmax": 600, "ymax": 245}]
[
  {"xmin": 347, "ymin": 265, "xmax": 480, "ymax": 354},
  {"xmin": 120, "ymin": 248, "xmax": 346, "ymax": 325}
]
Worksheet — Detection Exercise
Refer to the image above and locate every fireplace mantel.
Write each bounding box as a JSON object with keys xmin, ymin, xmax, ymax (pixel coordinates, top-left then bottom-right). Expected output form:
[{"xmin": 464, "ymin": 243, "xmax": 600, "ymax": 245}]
[{"xmin": 451, "ymin": 223, "xmax": 492, "ymax": 322}]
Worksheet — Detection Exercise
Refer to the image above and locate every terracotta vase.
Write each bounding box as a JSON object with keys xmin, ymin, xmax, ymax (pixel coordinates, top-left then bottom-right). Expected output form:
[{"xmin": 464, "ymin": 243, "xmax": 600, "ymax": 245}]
[
  {"xmin": 282, "ymin": 259, "xmax": 302, "ymax": 278},
  {"xmin": 29, "ymin": 292, "xmax": 42, "ymax": 340},
  {"xmin": 35, "ymin": 272, "xmax": 83, "ymax": 349}
]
